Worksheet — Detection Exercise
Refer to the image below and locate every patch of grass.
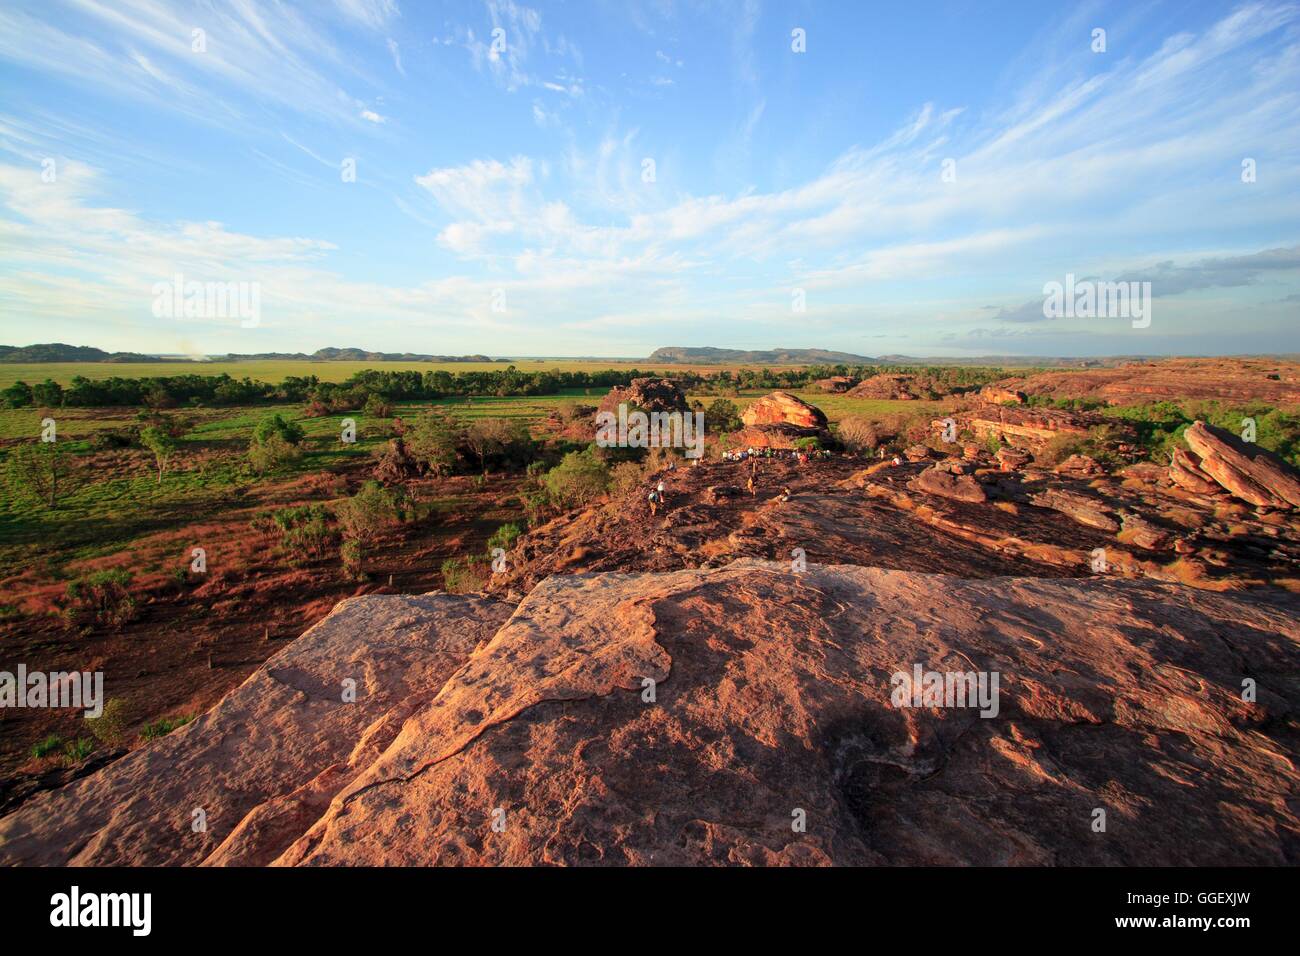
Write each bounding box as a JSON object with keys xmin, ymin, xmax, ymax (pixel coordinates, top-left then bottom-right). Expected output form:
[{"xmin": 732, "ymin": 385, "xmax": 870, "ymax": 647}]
[
  {"xmin": 141, "ymin": 715, "xmax": 194, "ymax": 740},
  {"xmin": 30, "ymin": 734, "xmax": 64, "ymax": 759}
]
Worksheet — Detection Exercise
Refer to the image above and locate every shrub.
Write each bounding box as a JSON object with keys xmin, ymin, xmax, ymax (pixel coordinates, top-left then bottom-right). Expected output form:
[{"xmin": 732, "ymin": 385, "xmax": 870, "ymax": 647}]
[
  {"xmin": 272, "ymin": 504, "xmax": 336, "ymax": 562},
  {"xmin": 247, "ymin": 433, "xmax": 302, "ymax": 474},
  {"xmin": 252, "ymin": 413, "xmax": 305, "ymax": 446},
  {"xmin": 543, "ymin": 448, "xmax": 611, "ymax": 509},
  {"xmin": 141, "ymin": 715, "xmax": 194, "ymax": 740},
  {"xmin": 441, "ymin": 556, "xmax": 487, "ymax": 594},
  {"xmin": 363, "ymin": 393, "xmax": 394, "ymax": 418},
  {"xmin": 704, "ymin": 399, "xmax": 743, "ymax": 433},
  {"xmin": 487, "ymin": 522, "xmax": 523, "ymax": 555},
  {"xmin": 63, "ymin": 569, "xmax": 137, "ymax": 632},
  {"xmin": 85, "ymin": 697, "xmax": 131, "ymax": 747},
  {"xmin": 836, "ymin": 416, "xmax": 879, "ymax": 453},
  {"xmin": 2, "ymin": 380, "xmax": 33, "ymax": 408},
  {"xmin": 63, "ymin": 738, "xmax": 95, "ymax": 763}
]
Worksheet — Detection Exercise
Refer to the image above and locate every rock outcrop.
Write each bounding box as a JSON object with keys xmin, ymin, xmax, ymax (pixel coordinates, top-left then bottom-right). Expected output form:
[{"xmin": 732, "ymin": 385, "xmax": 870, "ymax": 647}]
[
  {"xmin": 813, "ymin": 376, "xmax": 856, "ymax": 393},
  {"xmin": 597, "ymin": 378, "xmax": 689, "ymax": 417},
  {"xmin": 1182, "ymin": 421, "xmax": 1300, "ymax": 510},
  {"xmin": 3, "ymin": 561, "xmax": 1297, "ymax": 866},
  {"xmin": 741, "ymin": 391, "xmax": 828, "ymax": 429}
]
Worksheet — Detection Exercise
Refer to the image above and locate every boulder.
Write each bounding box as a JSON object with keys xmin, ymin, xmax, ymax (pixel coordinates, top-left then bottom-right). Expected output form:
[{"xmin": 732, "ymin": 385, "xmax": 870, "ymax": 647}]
[
  {"xmin": 741, "ymin": 391, "xmax": 828, "ymax": 429},
  {"xmin": 1120, "ymin": 512, "xmax": 1172, "ymax": 551},
  {"xmin": 980, "ymin": 385, "xmax": 1027, "ymax": 405},
  {"xmin": 904, "ymin": 444, "xmax": 933, "ymax": 463},
  {"xmin": 1029, "ymin": 489, "xmax": 1118, "ymax": 532},
  {"xmin": 909, "ymin": 465, "xmax": 988, "ymax": 503},
  {"xmin": 1054, "ymin": 454, "xmax": 1104, "ymax": 478},
  {"xmin": 732, "ymin": 423, "xmax": 824, "ymax": 450},
  {"xmin": 995, "ymin": 446, "xmax": 1032, "ymax": 471},
  {"xmin": 1182, "ymin": 421, "xmax": 1300, "ymax": 509},
  {"xmin": 813, "ymin": 376, "xmax": 856, "ymax": 393}
]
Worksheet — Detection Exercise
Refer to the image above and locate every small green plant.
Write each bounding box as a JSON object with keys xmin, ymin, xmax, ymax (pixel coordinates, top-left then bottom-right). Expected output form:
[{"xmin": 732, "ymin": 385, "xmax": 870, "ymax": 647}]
[
  {"xmin": 138, "ymin": 424, "xmax": 180, "ymax": 484},
  {"xmin": 487, "ymin": 522, "xmax": 523, "ymax": 555},
  {"xmin": 63, "ymin": 569, "xmax": 137, "ymax": 632},
  {"xmin": 141, "ymin": 715, "xmax": 194, "ymax": 740},
  {"xmin": 63, "ymin": 737, "xmax": 95, "ymax": 763},
  {"xmin": 441, "ymin": 556, "xmax": 487, "ymax": 594},
  {"xmin": 85, "ymin": 697, "xmax": 131, "ymax": 748},
  {"xmin": 31, "ymin": 734, "xmax": 64, "ymax": 759}
]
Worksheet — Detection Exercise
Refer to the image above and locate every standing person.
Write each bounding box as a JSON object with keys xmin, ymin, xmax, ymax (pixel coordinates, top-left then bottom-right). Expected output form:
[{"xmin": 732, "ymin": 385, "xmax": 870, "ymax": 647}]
[
  {"xmin": 657, "ymin": 478, "xmax": 667, "ymax": 506},
  {"xmin": 746, "ymin": 472, "xmax": 756, "ymax": 496}
]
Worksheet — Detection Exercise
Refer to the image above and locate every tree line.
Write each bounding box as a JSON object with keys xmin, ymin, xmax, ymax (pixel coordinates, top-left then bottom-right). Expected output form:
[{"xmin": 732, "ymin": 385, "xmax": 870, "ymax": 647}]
[{"xmin": 1, "ymin": 363, "xmax": 1010, "ymax": 409}]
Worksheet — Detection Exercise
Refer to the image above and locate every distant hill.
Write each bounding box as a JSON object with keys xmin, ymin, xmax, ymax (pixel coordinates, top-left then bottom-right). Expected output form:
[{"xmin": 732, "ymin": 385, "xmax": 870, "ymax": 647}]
[
  {"xmin": 0, "ymin": 343, "xmax": 164, "ymax": 363},
  {"xmin": 647, "ymin": 346, "xmax": 877, "ymax": 365},
  {"xmin": 0, "ymin": 344, "xmax": 503, "ymax": 364},
  {"xmin": 218, "ymin": 348, "xmax": 501, "ymax": 363}
]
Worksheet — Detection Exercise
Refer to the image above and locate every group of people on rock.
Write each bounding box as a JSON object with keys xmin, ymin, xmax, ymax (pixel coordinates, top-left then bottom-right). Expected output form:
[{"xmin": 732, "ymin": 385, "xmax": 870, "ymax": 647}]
[{"xmin": 720, "ymin": 446, "xmax": 834, "ymax": 463}]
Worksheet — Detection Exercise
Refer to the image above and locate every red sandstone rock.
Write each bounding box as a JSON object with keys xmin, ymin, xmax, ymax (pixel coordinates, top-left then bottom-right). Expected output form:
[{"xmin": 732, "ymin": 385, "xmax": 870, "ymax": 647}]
[
  {"xmin": 1169, "ymin": 447, "xmax": 1222, "ymax": 496},
  {"xmin": 741, "ymin": 391, "xmax": 828, "ymax": 429},
  {"xmin": 3, "ymin": 562, "xmax": 1295, "ymax": 866},
  {"xmin": 1183, "ymin": 421, "xmax": 1300, "ymax": 509},
  {"xmin": 908, "ymin": 466, "xmax": 988, "ymax": 503}
]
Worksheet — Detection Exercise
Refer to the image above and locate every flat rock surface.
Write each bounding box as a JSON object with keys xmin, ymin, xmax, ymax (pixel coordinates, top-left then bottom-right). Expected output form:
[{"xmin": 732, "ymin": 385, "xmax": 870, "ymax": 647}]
[
  {"xmin": 0, "ymin": 593, "xmax": 514, "ymax": 865},
  {"xmin": 281, "ymin": 562, "xmax": 1300, "ymax": 865}
]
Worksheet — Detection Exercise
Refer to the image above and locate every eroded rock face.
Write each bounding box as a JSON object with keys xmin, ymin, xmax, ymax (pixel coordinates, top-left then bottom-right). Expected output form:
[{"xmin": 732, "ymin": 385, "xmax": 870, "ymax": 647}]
[
  {"xmin": 909, "ymin": 466, "xmax": 987, "ymax": 503},
  {"xmin": 1183, "ymin": 421, "xmax": 1300, "ymax": 510},
  {"xmin": 741, "ymin": 391, "xmax": 829, "ymax": 429},
  {"xmin": 0, "ymin": 594, "xmax": 514, "ymax": 866},
  {"xmin": 814, "ymin": 376, "xmax": 856, "ymax": 393},
  {"xmin": 6, "ymin": 562, "xmax": 1296, "ymax": 866}
]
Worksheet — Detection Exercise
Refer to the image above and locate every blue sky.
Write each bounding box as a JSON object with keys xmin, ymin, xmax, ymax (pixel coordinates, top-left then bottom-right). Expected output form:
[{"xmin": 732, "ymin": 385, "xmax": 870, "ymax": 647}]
[{"xmin": 0, "ymin": 0, "xmax": 1298, "ymax": 358}]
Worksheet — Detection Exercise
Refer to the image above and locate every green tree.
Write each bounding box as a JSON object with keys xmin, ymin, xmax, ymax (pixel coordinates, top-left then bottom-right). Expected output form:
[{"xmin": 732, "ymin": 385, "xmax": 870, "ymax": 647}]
[
  {"xmin": 31, "ymin": 379, "xmax": 63, "ymax": 408},
  {"xmin": 5, "ymin": 441, "xmax": 69, "ymax": 508},
  {"xmin": 406, "ymin": 412, "xmax": 460, "ymax": 476},
  {"xmin": 139, "ymin": 425, "xmax": 179, "ymax": 484},
  {"xmin": 2, "ymin": 380, "xmax": 32, "ymax": 408},
  {"xmin": 465, "ymin": 417, "xmax": 531, "ymax": 473},
  {"xmin": 704, "ymin": 398, "xmax": 743, "ymax": 433}
]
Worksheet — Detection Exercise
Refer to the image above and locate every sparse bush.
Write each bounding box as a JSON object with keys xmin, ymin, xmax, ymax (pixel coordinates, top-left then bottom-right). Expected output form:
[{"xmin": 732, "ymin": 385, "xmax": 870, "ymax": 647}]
[
  {"xmin": 610, "ymin": 460, "xmax": 646, "ymax": 495},
  {"xmin": 63, "ymin": 738, "xmax": 95, "ymax": 763},
  {"xmin": 340, "ymin": 539, "xmax": 365, "ymax": 580},
  {"xmin": 363, "ymin": 393, "xmax": 393, "ymax": 418},
  {"xmin": 141, "ymin": 715, "xmax": 194, "ymax": 740},
  {"xmin": 85, "ymin": 697, "xmax": 131, "ymax": 747},
  {"xmin": 836, "ymin": 416, "xmax": 879, "ymax": 453},
  {"xmin": 272, "ymin": 504, "xmax": 336, "ymax": 562},
  {"xmin": 441, "ymin": 556, "xmax": 487, "ymax": 594},
  {"xmin": 252, "ymin": 413, "xmax": 305, "ymax": 446},
  {"xmin": 543, "ymin": 448, "xmax": 611, "ymax": 509},
  {"xmin": 335, "ymin": 481, "xmax": 404, "ymax": 577},
  {"xmin": 247, "ymin": 433, "xmax": 302, "ymax": 474},
  {"xmin": 139, "ymin": 424, "xmax": 179, "ymax": 484},
  {"xmin": 63, "ymin": 569, "xmax": 137, "ymax": 632},
  {"xmin": 31, "ymin": 734, "xmax": 63, "ymax": 759},
  {"xmin": 5, "ymin": 441, "xmax": 72, "ymax": 508},
  {"xmin": 487, "ymin": 522, "xmax": 523, "ymax": 555}
]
